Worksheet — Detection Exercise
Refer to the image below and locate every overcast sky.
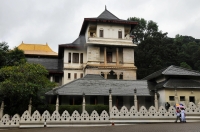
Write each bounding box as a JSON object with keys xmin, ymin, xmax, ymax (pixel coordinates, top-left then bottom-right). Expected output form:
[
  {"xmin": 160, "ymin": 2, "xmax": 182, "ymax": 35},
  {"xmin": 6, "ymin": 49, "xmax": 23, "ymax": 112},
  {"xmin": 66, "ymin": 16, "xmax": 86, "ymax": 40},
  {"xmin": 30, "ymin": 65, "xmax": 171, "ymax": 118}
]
[{"xmin": 0, "ymin": 0, "xmax": 200, "ymax": 52}]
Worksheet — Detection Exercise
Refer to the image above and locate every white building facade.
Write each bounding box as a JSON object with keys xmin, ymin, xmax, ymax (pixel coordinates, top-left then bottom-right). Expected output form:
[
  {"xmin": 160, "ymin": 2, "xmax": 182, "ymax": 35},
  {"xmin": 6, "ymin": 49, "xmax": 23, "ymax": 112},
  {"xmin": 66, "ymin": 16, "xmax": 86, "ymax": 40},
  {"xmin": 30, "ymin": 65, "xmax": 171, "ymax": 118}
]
[{"xmin": 58, "ymin": 8, "xmax": 138, "ymax": 84}]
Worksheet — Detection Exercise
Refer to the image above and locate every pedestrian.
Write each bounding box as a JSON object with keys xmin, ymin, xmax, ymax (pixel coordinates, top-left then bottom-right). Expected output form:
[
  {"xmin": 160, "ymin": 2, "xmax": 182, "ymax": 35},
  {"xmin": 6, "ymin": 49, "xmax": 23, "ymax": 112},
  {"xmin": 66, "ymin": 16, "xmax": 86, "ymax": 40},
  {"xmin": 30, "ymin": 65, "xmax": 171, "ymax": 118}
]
[
  {"xmin": 175, "ymin": 107, "xmax": 181, "ymax": 123},
  {"xmin": 180, "ymin": 108, "xmax": 186, "ymax": 123},
  {"xmin": 165, "ymin": 102, "xmax": 170, "ymax": 110}
]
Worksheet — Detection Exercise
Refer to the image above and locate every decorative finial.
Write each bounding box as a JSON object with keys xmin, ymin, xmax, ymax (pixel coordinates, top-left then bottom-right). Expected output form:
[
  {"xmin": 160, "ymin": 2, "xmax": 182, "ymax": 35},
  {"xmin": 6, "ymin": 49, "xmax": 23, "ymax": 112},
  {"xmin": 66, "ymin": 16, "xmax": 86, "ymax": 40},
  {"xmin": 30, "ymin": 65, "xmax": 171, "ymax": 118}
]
[
  {"xmin": 134, "ymin": 88, "xmax": 137, "ymax": 94},
  {"xmin": 105, "ymin": 5, "xmax": 107, "ymax": 10},
  {"xmin": 109, "ymin": 88, "xmax": 112, "ymax": 94}
]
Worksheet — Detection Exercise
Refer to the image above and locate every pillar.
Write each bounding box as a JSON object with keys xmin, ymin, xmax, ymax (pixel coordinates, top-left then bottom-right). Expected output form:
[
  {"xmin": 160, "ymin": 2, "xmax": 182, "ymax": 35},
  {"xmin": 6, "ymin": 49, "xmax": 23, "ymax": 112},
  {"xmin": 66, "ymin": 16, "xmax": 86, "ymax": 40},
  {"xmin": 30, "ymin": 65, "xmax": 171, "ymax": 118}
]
[
  {"xmin": 0, "ymin": 101, "xmax": 4, "ymax": 119},
  {"xmin": 154, "ymin": 89, "xmax": 158, "ymax": 111},
  {"xmin": 104, "ymin": 47, "xmax": 107, "ymax": 65},
  {"xmin": 134, "ymin": 88, "xmax": 138, "ymax": 111},
  {"xmin": 50, "ymin": 76, "xmax": 53, "ymax": 82},
  {"xmin": 104, "ymin": 72, "xmax": 109, "ymax": 79},
  {"xmin": 28, "ymin": 97, "xmax": 32, "ymax": 115},
  {"xmin": 82, "ymin": 92, "xmax": 85, "ymax": 112},
  {"xmin": 116, "ymin": 48, "xmax": 119, "ymax": 65},
  {"xmin": 109, "ymin": 88, "xmax": 112, "ymax": 113},
  {"xmin": 56, "ymin": 95, "xmax": 59, "ymax": 111},
  {"xmin": 175, "ymin": 88, "xmax": 179, "ymax": 104},
  {"xmin": 79, "ymin": 53, "xmax": 80, "ymax": 64},
  {"xmin": 71, "ymin": 52, "xmax": 73, "ymax": 64}
]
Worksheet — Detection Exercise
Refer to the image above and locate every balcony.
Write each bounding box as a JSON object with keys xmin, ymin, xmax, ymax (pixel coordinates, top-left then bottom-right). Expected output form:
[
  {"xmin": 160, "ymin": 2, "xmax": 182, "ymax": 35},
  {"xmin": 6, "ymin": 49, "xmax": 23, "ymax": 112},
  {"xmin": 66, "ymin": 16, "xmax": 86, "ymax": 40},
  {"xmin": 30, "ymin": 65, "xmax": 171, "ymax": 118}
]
[{"xmin": 87, "ymin": 37, "xmax": 137, "ymax": 47}]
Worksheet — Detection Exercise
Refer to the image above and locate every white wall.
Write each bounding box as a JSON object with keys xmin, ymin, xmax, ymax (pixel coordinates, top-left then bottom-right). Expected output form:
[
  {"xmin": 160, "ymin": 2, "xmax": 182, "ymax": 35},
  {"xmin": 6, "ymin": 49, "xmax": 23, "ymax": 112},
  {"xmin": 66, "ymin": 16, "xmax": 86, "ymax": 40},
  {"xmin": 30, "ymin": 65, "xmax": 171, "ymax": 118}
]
[{"xmin": 96, "ymin": 23, "xmax": 125, "ymax": 39}]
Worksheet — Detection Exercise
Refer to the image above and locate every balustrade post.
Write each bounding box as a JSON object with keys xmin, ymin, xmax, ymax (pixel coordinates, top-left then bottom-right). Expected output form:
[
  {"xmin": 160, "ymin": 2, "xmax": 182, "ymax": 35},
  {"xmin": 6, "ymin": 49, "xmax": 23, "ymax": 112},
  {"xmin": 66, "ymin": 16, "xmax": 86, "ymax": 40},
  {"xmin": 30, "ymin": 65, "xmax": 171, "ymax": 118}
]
[
  {"xmin": 174, "ymin": 87, "xmax": 179, "ymax": 104},
  {"xmin": 0, "ymin": 101, "xmax": 4, "ymax": 119},
  {"xmin": 28, "ymin": 97, "xmax": 32, "ymax": 115},
  {"xmin": 154, "ymin": 89, "xmax": 158, "ymax": 111},
  {"xmin": 109, "ymin": 88, "xmax": 112, "ymax": 113},
  {"xmin": 134, "ymin": 88, "xmax": 138, "ymax": 111},
  {"xmin": 82, "ymin": 92, "xmax": 86, "ymax": 112},
  {"xmin": 56, "ymin": 94, "xmax": 59, "ymax": 111}
]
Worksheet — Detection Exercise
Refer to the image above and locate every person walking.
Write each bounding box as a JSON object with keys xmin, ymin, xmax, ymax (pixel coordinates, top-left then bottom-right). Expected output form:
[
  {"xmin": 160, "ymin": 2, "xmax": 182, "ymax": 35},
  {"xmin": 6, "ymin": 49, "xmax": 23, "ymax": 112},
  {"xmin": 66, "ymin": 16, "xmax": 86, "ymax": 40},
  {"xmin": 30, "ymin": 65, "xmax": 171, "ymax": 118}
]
[
  {"xmin": 180, "ymin": 108, "xmax": 186, "ymax": 123},
  {"xmin": 175, "ymin": 107, "xmax": 181, "ymax": 123}
]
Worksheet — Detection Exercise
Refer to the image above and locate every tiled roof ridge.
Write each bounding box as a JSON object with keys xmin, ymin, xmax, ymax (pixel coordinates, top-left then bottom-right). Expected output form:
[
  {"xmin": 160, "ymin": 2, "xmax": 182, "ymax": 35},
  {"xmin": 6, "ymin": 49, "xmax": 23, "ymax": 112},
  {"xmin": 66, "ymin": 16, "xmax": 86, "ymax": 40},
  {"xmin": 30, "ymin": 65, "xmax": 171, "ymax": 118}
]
[
  {"xmin": 163, "ymin": 65, "xmax": 200, "ymax": 75},
  {"xmin": 97, "ymin": 8, "xmax": 119, "ymax": 20},
  {"xmin": 142, "ymin": 67, "xmax": 168, "ymax": 80},
  {"xmin": 18, "ymin": 42, "xmax": 57, "ymax": 53}
]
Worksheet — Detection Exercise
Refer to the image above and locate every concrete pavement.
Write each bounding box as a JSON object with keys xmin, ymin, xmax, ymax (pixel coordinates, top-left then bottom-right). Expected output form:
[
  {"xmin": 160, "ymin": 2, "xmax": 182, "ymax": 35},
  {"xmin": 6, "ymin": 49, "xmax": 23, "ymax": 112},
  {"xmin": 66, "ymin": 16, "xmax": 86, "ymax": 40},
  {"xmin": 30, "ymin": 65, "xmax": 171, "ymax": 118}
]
[{"xmin": 0, "ymin": 122, "xmax": 200, "ymax": 132}]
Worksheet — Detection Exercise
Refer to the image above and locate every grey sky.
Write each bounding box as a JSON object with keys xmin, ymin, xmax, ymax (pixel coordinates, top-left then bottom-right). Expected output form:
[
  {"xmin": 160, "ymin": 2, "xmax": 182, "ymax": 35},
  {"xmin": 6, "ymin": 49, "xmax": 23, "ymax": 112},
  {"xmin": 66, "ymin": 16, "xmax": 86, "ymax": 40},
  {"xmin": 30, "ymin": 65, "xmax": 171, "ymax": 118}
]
[{"xmin": 0, "ymin": 0, "xmax": 200, "ymax": 52}]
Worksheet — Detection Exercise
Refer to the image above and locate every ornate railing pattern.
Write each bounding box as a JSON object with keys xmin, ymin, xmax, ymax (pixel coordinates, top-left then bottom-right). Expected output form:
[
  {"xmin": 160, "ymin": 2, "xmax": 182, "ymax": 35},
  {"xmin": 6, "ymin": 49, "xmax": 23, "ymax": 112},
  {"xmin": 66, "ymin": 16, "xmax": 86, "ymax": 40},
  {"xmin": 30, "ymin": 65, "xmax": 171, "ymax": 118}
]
[{"xmin": 0, "ymin": 102, "xmax": 200, "ymax": 128}]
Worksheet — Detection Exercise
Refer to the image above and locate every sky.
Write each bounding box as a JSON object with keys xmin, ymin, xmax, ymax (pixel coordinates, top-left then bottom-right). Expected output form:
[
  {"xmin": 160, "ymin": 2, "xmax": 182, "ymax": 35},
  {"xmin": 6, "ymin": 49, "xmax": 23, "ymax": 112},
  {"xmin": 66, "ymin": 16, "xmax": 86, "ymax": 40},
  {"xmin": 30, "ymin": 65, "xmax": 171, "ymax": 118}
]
[{"xmin": 0, "ymin": 0, "xmax": 200, "ymax": 53}]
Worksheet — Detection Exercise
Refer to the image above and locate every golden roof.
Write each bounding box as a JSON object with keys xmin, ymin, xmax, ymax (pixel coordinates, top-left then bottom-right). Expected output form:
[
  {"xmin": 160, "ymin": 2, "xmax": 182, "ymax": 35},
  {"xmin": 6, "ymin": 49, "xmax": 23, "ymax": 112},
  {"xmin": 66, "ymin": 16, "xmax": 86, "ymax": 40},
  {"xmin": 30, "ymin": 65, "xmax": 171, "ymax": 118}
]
[{"xmin": 18, "ymin": 42, "xmax": 58, "ymax": 56}]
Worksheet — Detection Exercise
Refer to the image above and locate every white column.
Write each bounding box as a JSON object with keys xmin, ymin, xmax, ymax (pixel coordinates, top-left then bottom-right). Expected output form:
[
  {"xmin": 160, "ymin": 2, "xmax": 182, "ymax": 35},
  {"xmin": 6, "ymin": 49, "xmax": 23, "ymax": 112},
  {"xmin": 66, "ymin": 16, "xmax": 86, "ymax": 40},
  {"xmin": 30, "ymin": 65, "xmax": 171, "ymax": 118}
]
[
  {"xmin": 82, "ymin": 93, "xmax": 85, "ymax": 112},
  {"xmin": 56, "ymin": 95, "xmax": 59, "ymax": 111},
  {"xmin": 104, "ymin": 47, "xmax": 107, "ymax": 65},
  {"xmin": 134, "ymin": 88, "xmax": 138, "ymax": 111},
  {"xmin": 116, "ymin": 48, "xmax": 119, "ymax": 65},
  {"xmin": 109, "ymin": 89, "xmax": 112, "ymax": 113},
  {"xmin": 0, "ymin": 101, "xmax": 4, "ymax": 119},
  {"xmin": 154, "ymin": 90, "xmax": 158, "ymax": 111},
  {"xmin": 28, "ymin": 97, "xmax": 32, "ymax": 115},
  {"xmin": 79, "ymin": 53, "xmax": 81, "ymax": 64},
  {"xmin": 50, "ymin": 76, "xmax": 53, "ymax": 82},
  {"xmin": 71, "ymin": 52, "xmax": 73, "ymax": 64},
  {"xmin": 175, "ymin": 89, "xmax": 179, "ymax": 104}
]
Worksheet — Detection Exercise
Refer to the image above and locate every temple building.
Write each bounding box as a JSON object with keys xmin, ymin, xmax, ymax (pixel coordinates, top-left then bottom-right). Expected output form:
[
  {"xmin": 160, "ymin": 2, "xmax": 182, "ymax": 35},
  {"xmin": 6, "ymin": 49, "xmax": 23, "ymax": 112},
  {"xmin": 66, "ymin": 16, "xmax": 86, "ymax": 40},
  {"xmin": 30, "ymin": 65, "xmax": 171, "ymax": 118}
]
[
  {"xmin": 58, "ymin": 7, "xmax": 138, "ymax": 84},
  {"xmin": 18, "ymin": 42, "xmax": 63, "ymax": 86}
]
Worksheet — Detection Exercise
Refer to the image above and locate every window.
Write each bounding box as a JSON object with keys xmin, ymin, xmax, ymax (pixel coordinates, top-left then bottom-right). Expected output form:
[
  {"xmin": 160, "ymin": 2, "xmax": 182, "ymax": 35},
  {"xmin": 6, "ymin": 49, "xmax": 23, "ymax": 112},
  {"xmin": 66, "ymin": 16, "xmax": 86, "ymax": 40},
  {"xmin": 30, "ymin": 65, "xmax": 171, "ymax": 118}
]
[
  {"xmin": 80, "ymin": 53, "xmax": 83, "ymax": 64},
  {"xmin": 74, "ymin": 73, "xmax": 77, "ymax": 79},
  {"xmin": 100, "ymin": 29, "xmax": 103, "ymax": 37},
  {"xmin": 73, "ymin": 53, "xmax": 79, "ymax": 63},
  {"xmin": 80, "ymin": 73, "xmax": 83, "ymax": 78},
  {"xmin": 180, "ymin": 96, "xmax": 185, "ymax": 101},
  {"xmin": 189, "ymin": 96, "xmax": 195, "ymax": 103},
  {"xmin": 118, "ymin": 31, "xmax": 122, "ymax": 38},
  {"xmin": 107, "ymin": 52, "xmax": 112, "ymax": 63},
  {"xmin": 55, "ymin": 76, "xmax": 59, "ymax": 83},
  {"xmin": 68, "ymin": 73, "xmax": 71, "ymax": 79},
  {"xmin": 68, "ymin": 53, "xmax": 71, "ymax": 63},
  {"xmin": 169, "ymin": 96, "xmax": 174, "ymax": 101}
]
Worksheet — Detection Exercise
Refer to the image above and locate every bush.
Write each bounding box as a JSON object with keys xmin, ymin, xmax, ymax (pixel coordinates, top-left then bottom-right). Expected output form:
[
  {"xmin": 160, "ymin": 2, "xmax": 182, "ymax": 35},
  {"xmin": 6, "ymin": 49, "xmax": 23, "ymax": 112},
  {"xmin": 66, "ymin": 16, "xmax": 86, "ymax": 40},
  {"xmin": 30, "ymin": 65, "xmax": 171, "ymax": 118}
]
[
  {"xmin": 29, "ymin": 104, "xmax": 109, "ymax": 116},
  {"xmin": 85, "ymin": 104, "xmax": 109, "ymax": 115}
]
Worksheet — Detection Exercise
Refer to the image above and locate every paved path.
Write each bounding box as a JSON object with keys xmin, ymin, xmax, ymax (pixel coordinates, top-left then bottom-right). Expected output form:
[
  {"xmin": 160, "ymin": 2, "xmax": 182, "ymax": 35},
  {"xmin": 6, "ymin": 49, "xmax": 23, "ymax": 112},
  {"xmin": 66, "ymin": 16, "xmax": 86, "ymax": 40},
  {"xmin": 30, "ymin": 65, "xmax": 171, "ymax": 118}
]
[{"xmin": 0, "ymin": 123, "xmax": 200, "ymax": 132}]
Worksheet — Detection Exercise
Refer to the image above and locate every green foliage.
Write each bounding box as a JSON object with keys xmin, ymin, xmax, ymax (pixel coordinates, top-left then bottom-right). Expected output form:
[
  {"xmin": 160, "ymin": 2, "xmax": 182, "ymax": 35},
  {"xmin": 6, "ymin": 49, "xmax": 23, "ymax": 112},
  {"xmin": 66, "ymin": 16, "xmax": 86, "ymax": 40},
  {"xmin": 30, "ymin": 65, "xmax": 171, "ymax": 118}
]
[
  {"xmin": 0, "ymin": 42, "xmax": 25, "ymax": 68},
  {"xmin": 180, "ymin": 62, "xmax": 192, "ymax": 69},
  {"xmin": 0, "ymin": 63, "xmax": 56, "ymax": 115},
  {"xmin": 0, "ymin": 42, "xmax": 9, "ymax": 68},
  {"xmin": 85, "ymin": 104, "xmax": 109, "ymax": 115},
  {"xmin": 59, "ymin": 105, "xmax": 82, "ymax": 115},
  {"xmin": 128, "ymin": 17, "xmax": 200, "ymax": 79}
]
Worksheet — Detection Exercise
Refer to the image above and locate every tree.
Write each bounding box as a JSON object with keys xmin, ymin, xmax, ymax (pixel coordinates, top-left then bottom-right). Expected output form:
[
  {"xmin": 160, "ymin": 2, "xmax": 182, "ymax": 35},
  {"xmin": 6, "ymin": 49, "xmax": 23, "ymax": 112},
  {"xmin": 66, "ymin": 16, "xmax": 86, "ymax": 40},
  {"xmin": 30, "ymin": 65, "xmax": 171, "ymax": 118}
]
[
  {"xmin": 128, "ymin": 17, "xmax": 169, "ymax": 79},
  {"xmin": 0, "ymin": 62, "xmax": 56, "ymax": 115},
  {"xmin": 0, "ymin": 41, "xmax": 25, "ymax": 68},
  {"xmin": 0, "ymin": 42, "xmax": 9, "ymax": 68}
]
